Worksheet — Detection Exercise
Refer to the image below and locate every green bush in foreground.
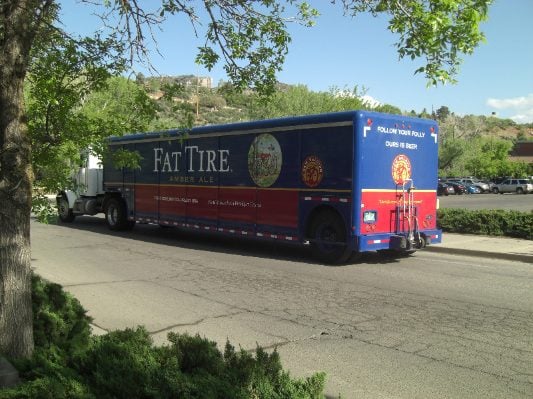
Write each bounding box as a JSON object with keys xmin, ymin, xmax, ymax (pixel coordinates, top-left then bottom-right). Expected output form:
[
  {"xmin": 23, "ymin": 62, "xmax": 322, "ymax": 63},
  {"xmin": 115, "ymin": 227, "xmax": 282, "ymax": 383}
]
[
  {"xmin": 1, "ymin": 275, "xmax": 325, "ymax": 399},
  {"xmin": 437, "ymin": 209, "xmax": 532, "ymax": 239}
]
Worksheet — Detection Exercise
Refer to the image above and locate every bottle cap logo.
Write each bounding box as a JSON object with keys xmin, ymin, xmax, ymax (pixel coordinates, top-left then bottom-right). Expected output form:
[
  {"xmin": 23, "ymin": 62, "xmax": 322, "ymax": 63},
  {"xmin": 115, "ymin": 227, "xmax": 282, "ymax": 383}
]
[
  {"xmin": 391, "ymin": 154, "xmax": 412, "ymax": 185},
  {"xmin": 301, "ymin": 155, "xmax": 324, "ymax": 188}
]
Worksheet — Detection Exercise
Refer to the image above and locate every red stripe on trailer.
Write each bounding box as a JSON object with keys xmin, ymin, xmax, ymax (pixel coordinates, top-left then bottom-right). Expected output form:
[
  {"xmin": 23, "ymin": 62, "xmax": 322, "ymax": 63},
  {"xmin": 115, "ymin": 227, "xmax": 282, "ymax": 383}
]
[{"xmin": 135, "ymin": 184, "xmax": 298, "ymax": 228}]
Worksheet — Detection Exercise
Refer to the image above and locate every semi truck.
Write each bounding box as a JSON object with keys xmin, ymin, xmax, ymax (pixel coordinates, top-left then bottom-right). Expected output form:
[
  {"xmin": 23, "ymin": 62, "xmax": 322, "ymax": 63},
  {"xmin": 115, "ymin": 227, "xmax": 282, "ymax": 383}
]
[{"xmin": 57, "ymin": 110, "xmax": 442, "ymax": 263}]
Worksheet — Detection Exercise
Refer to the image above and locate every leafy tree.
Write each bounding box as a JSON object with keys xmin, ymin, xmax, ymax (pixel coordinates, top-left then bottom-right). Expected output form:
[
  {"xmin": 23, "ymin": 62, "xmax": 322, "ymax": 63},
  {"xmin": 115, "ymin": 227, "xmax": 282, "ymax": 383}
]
[
  {"xmin": 249, "ymin": 85, "xmax": 369, "ymax": 119},
  {"xmin": 80, "ymin": 77, "xmax": 157, "ymax": 137},
  {"xmin": 375, "ymin": 103, "xmax": 403, "ymax": 115},
  {"xmin": 439, "ymin": 138, "xmax": 466, "ymax": 176},
  {"xmin": 418, "ymin": 108, "xmax": 432, "ymax": 119},
  {"xmin": 201, "ymin": 92, "xmax": 227, "ymax": 110},
  {"xmin": 436, "ymin": 106, "xmax": 451, "ymax": 122},
  {"xmin": 463, "ymin": 137, "xmax": 508, "ymax": 177},
  {"xmin": 436, "ymin": 111, "xmax": 533, "ymax": 178},
  {"xmin": 0, "ymin": 0, "xmax": 494, "ymax": 359},
  {"xmin": 438, "ymin": 131, "xmax": 529, "ymax": 179},
  {"xmin": 135, "ymin": 72, "xmax": 145, "ymax": 86},
  {"xmin": 27, "ymin": 34, "xmax": 130, "ymax": 206}
]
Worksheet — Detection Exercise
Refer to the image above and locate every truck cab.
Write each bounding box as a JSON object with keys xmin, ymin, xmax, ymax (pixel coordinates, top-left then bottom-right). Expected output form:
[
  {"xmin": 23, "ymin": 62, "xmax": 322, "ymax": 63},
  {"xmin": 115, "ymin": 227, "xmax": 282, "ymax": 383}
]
[{"xmin": 57, "ymin": 152, "xmax": 105, "ymax": 222}]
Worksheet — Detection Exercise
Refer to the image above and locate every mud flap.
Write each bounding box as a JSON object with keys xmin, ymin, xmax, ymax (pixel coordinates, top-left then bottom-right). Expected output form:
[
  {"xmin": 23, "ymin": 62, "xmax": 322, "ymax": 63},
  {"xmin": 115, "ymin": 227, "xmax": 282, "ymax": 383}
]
[
  {"xmin": 390, "ymin": 234, "xmax": 427, "ymax": 251},
  {"xmin": 390, "ymin": 235, "xmax": 408, "ymax": 250}
]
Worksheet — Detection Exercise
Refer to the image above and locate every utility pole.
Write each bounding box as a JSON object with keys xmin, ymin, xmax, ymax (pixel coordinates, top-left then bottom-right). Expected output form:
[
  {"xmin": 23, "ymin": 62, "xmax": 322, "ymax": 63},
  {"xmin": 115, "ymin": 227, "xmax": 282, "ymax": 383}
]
[{"xmin": 196, "ymin": 68, "xmax": 200, "ymax": 120}]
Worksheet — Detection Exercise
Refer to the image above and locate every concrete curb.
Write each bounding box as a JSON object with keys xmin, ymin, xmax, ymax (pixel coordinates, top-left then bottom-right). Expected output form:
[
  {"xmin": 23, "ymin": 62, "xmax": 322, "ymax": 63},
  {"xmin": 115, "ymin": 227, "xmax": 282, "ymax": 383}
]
[{"xmin": 425, "ymin": 245, "xmax": 533, "ymax": 263}]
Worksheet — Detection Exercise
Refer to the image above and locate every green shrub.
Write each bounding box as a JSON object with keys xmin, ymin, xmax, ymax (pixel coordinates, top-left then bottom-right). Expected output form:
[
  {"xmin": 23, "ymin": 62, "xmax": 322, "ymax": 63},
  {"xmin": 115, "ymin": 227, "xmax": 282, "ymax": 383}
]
[
  {"xmin": 437, "ymin": 209, "xmax": 532, "ymax": 239},
  {"xmin": 30, "ymin": 275, "xmax": 92, "ymax": 356},
  {"xmin": 0, "ymin": 374, "xmax": 93, "ymax": 399},
  {"xmin": 1, "ymin": 275, "xmax": 326, "ymax": 399},
  {"xmin": 2, "ymin": 275, "xmax": 94, "ymax": 399},
  {"xmin": 78, "ymin": 328, "xmax": 162, "ymax": 399},
  {"xmin": 10, "ymin": 275, "xmax": 92, "ymax": 381}
]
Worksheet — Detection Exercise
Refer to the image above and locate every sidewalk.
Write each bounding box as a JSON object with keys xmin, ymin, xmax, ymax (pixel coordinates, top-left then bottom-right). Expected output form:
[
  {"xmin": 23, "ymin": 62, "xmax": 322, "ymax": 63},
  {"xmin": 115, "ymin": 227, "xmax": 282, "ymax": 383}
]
[{"xmin": 426, "ymin": 233, "xmax": 533, "ymax": 263}]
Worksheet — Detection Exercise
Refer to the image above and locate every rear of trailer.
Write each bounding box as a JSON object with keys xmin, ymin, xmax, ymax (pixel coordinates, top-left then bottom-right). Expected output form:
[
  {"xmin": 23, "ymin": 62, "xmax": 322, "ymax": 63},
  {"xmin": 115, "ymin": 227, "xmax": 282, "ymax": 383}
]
[{"xmin": 353, "ymin": 111, "xmax": 441, "ymax": 256}]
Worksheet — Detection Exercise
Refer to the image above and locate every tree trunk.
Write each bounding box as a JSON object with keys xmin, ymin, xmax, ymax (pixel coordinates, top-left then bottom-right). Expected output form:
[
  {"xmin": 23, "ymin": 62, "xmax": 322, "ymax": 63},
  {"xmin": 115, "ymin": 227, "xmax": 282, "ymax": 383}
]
[
  {"xmin": 0, "ymin": 86, "xmax": 34, "ymax": 359},
  {"xmin": 0, "ymin": 0, "xmax": 49, "ymax": 359}
]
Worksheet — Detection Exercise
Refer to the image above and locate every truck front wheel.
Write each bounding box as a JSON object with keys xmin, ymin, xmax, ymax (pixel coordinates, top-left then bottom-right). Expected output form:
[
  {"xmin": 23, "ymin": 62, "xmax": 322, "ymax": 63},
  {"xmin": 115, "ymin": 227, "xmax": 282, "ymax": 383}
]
[
  {"xmin": 309, "ymin": 210, "xmax": 352, "ymax": 264},
  {"xmin": 105, "ymin": 198, "xmax": 135, "ymax": 231},
  {"xmin": 58, "ymin": 195, "xmax": 75, "ymax": 223}
]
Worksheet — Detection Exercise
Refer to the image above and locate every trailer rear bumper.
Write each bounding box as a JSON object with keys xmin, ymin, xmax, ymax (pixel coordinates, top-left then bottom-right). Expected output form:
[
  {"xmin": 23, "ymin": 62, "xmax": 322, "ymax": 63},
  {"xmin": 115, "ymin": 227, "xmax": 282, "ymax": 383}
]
[{"xmin": 358, "ymin": 230, "xmax": 442, "ymax": 252}]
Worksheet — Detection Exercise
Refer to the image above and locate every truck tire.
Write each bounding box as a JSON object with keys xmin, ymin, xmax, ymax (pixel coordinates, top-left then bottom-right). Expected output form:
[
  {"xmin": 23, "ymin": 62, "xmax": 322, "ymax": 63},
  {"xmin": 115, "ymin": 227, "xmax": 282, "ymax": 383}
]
[
  {"xmin": 309, "ymin": 210, "xmax": 352, "ymax": 264},
  {"xmin": 105, "ymin": 198, "xmax": 135, "ymax": 231},
  {"xmin": 58, "ymin": 195, "xmax": 75, "ymax": 223}
]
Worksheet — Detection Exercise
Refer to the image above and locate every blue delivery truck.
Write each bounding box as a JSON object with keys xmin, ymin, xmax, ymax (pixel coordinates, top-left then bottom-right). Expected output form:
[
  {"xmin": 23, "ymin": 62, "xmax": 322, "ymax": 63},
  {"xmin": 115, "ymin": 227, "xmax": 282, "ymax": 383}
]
[{"xmin": 58, "ymin": 110, "xmax": 442, "ymax": 263}]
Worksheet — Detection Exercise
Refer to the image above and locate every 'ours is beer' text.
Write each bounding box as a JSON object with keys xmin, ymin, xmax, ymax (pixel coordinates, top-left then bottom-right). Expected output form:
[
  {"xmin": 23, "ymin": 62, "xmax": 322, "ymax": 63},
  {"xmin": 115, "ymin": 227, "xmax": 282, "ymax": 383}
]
[{"xmin": 153, "ymin": 146, "xmax": 230, "ymax": 173}]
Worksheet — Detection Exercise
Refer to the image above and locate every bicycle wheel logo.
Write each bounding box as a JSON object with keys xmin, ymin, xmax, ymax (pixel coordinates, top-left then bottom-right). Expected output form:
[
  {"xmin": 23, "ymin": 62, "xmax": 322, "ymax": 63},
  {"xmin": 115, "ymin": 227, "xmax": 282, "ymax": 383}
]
[{"xmin": 248, "ymin": 134, "xmax": 282, "ymax": 187}]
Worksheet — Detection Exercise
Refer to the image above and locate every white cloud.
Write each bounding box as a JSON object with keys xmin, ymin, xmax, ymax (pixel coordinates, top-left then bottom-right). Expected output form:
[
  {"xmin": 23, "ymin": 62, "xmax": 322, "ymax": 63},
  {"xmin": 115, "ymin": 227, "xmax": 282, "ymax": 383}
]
[
  {"xmin": 333, "ymin": 91, "xmax": 382, "ymax": 109},
  {"xmin": 509, "ymin": 112, "xmax": 533, "ymax": 124},
  {"xmin": 486, "ymin": 94, "xmax": 533, "ymax": 123},
  {"xmin": 360, "ymin": 95, "xmax": 381, "ymax": 108}
]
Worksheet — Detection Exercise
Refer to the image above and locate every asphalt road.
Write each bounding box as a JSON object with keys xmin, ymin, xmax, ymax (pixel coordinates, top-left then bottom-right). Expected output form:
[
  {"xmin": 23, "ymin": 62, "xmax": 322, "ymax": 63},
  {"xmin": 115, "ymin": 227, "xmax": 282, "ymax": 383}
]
[
  {"xmin": 439, "ymin": 192, "xmax": 532, "ymax": 211},
  {"xmin": 30, "ymin": 217, "xmax": 533, "ymax": 398}
]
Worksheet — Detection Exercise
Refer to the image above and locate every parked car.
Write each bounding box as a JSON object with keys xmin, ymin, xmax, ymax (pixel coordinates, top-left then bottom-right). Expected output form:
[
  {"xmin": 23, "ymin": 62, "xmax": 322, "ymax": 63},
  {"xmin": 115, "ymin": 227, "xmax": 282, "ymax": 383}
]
[
  {"xmin": 491, "ymin": 176, "xmax": 512, "ymax": 185},
  {"xmin": 444, "ymin": 180, "xmax": 467, "ymax": 195},
  {"xmin": 492, "ymin": 179, "xmax": 533, "ymax": 194},
  {"xmin": 464, "ymin": 184, "xmax": 481, "ymax": 194},
  {"xmin": 480, "ymin": 180, "xmax": 496, "ymax": 192},
  {"xmin": 458, "ymin": 178, "xmax": 490, "ymax": 193},
  {"xmin": 437, "ymin": 182, "xmax": 455, "ymax": 196}
]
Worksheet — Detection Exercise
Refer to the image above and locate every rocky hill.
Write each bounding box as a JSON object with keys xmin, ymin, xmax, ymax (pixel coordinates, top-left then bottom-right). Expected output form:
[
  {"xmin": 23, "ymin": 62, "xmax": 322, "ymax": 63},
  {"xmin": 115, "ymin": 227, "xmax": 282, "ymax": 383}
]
[{"xmin": 139, "ymin": 75, "xmax": 533, "ymax": 142}]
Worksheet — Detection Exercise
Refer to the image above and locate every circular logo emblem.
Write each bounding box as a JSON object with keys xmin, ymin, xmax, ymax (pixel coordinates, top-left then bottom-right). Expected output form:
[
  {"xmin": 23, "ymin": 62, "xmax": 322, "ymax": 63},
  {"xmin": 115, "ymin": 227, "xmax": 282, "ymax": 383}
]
[
  {"xmin": 301, "ymin": 155, "xmax": 324, "ymax": 188},
  {"xmin": 248, "ymin": 134, "xmax": 282, "ymax": 187},
  {"xmin": 391, "ymin": 154, "xmax": 412, "ymax": 185}
]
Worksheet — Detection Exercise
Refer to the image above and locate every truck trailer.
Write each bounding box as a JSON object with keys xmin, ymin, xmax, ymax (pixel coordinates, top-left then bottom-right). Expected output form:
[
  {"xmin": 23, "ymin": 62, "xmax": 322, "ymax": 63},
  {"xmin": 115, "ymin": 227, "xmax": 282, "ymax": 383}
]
[{"xmin": 58, "ymin": 110, "xmax": 442, "ymax": 263}]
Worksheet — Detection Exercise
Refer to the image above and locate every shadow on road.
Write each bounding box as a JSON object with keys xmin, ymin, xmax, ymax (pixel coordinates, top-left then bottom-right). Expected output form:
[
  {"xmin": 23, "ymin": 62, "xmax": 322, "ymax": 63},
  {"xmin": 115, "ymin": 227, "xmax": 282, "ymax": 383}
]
[{"xmin": 37, "ymin": 216, "xmax": 402, "ymax": 267}]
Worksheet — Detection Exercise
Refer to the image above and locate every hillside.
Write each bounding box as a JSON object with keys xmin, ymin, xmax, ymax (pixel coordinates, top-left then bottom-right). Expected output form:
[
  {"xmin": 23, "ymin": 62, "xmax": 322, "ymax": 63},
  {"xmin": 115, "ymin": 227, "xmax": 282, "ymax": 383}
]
[{"xmin": 139, "ymin": 75, "xmax": 533, "ymax": 143}]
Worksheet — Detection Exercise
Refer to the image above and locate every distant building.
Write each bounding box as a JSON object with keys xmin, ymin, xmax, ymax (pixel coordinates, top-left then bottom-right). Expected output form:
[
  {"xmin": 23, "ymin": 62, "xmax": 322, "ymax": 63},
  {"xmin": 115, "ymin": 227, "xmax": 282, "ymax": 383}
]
[
  {"xmin": 175, "ymin": 75, "xmax": 212, "ymax": 89},
  {"xmin": 509, "ymin": 141, "xmax": 533, "ymax": 164},
  {"xmin": 197, "ymin": 76, "xmax": 212, "ymax": 89}
]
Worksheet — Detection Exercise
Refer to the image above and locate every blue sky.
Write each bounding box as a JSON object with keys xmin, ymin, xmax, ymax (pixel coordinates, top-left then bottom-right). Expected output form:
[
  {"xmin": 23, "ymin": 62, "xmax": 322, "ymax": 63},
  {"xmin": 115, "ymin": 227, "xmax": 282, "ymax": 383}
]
[{"xmin": 59, "ymin": 0, "xmax": 533, "ymax": 123}]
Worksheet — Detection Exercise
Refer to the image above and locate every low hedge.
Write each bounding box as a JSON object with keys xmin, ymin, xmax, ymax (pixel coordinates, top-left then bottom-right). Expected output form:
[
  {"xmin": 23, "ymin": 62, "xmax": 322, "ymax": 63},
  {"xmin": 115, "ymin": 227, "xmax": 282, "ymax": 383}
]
[
  {"xmin": 437, "ymin": 208, "xmax": 532, "ymax": 240},
  {"xmin": 1, "ymin": 275, "xmax": 326, "ymax": 399}
]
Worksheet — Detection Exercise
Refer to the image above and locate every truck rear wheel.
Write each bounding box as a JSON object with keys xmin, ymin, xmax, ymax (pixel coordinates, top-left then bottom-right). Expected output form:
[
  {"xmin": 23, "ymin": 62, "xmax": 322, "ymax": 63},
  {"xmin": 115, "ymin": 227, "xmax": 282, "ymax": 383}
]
[
  {"xmin": 105, "ymin": 198, "xmax": 135, "ymax": 231},
  {"xmin": 58, "ymin": 195, "xmax": 75, "ymax": 223},
  {"xmin": 309, "ymin": 210, "xmax": 352, "ymax": 264}
]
